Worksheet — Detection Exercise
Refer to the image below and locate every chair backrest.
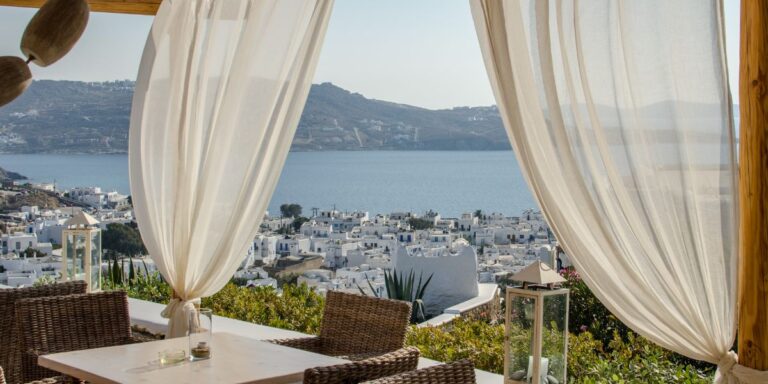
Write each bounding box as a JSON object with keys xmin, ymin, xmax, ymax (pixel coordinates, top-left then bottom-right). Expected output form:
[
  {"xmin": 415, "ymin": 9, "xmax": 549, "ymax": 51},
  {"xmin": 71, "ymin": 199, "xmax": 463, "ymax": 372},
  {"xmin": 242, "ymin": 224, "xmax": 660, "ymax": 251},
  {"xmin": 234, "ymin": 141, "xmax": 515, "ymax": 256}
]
[
  {"xmin": 363, "ymin": 359, "xmax": 476, "ymax": 384},
  {"xmin": 14, "ymin": 291, "xmax": 132, "ymax": 383},
  {"xmin": 15, "ymin": 290, "xmax": 133, "ymax": 354},
  {"xmin": 0, "ymin": 281, "xmax": 87, "ymax": 381},
  {"xmin": 304, "ymin": 346, "xmax": 420, "ymax": 384},
  {"xmin": 320, "ymin": 291, "xmax": 412, "ymax": 356}
]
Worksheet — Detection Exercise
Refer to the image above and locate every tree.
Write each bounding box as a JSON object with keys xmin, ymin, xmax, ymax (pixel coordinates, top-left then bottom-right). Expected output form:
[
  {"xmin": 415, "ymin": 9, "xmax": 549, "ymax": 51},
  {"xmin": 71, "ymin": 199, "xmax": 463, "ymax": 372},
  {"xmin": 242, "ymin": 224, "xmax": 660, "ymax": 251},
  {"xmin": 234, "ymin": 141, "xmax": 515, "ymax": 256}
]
[
  {"xmin": 407, "ymin": 217, "xmax": 434, "ymax": 230},
  {"xmin": 474, "ymin": 209, "xmax": 483, "ymax": 219},
  {"xmin": 280, "ymin": 203, "xmax": 302, "ymax": 218},
  {"xmin": 102, "ymin": 222, "xmax": 147, "ymax": 259},
  {"xmin": 292, "ymin": 216, "xmax": 309, "ymax": 232},
  {"xmin": 22, "ymin": 247, "xmax": 46, "ymax": 258}
]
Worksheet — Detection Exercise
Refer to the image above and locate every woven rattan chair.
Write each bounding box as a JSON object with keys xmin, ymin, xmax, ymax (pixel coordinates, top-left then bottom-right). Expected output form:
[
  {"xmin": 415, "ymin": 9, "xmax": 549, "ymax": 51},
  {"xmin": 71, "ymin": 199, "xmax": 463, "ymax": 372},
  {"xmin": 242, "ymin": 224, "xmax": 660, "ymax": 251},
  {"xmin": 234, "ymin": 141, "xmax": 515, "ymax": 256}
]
[
  {"xmin": 14, "ymin": 291, "xmax": 135, "ymax": 383},
  {"xmin": 362, "ymin": 359, "xmax": 476, "ymax": 384},
  {"xmin": 0, "ymin": 281, "xmax": 87, "ymax": 384},
  {"xmin": 303, "ymin": 346, "xmax": 420, "ymax": 384},
  {"xmin": 272, "ymin": 291, "xmax": 412, "ymax": 360},
  {"xmin": 0, "ymin": 366, "xmax": 74, "ymax": 384}
]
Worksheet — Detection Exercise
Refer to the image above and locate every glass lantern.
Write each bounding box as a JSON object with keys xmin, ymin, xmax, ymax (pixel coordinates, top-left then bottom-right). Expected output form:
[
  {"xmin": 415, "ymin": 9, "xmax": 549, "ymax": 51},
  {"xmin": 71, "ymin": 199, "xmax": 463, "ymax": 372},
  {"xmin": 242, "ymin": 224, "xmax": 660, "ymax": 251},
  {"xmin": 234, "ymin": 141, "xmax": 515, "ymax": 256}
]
[
  {"xmin": 505, "ymin": 262, "xmax": 569, "ymax": 384},
  {"xmin": 60, "ymin": 212, "xmax": 102, "ymax": 292}
]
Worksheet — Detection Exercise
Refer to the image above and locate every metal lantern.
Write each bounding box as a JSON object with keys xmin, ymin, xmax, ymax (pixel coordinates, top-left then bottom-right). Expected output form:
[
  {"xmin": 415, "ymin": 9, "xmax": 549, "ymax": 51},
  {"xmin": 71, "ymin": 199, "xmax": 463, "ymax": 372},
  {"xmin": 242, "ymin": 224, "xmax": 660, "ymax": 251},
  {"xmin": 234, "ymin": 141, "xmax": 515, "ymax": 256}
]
[
  {"xmin": 61, "ymin": 211, "xmax": 102, "ymax": 292},
  {"xmin": 505, "ymin": 261, "xmax": 569, "ymax": 384}
]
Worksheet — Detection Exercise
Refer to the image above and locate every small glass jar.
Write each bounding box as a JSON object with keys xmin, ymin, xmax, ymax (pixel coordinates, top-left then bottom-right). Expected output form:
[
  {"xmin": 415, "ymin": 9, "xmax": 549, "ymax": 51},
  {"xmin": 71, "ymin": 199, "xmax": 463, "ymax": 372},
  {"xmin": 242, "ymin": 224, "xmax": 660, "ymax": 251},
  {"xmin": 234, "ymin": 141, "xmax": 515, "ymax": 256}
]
[
  {"xmin": 188, "ymin": 307, "xmax": 212, "ymax": 361},
  {"xmin": 158, "ymin": 349, "xmax": 186, "ymax": 365}
]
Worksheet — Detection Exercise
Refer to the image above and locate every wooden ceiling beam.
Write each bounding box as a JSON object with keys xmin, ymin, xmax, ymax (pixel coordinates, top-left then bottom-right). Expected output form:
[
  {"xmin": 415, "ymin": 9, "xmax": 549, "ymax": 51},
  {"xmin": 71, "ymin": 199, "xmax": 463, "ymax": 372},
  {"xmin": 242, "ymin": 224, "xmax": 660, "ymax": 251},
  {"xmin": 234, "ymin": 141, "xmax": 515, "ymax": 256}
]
[{"xmin": 0, "ymin": 0, "xmax": 159, "ymax": 16}]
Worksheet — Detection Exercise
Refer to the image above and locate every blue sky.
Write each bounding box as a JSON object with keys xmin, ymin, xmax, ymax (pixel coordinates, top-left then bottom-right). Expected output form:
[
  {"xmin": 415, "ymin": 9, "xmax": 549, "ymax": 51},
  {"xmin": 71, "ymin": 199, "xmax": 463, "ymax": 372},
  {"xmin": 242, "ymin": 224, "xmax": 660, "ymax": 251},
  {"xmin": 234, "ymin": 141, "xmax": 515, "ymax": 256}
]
[{"xmin": 0, "ymin": 0, "xmax": 741, "ymax": 109}]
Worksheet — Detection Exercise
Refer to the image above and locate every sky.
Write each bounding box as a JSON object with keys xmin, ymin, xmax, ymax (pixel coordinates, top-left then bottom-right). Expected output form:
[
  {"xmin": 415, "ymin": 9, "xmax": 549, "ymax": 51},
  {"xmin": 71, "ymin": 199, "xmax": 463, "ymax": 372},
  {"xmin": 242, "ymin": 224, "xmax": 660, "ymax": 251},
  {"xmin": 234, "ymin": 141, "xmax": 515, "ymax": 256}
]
[{"xmin": 0, "ymin": 0, "xmax": 742, "ymax": 110}]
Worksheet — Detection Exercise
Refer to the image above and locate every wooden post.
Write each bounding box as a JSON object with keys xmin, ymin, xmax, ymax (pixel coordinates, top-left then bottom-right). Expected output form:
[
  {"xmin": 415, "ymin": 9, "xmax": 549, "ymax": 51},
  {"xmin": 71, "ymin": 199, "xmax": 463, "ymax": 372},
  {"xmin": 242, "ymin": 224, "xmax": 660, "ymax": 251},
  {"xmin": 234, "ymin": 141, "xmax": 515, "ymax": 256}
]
[{"xmin": 738, "ymin": 0, "xmax": 768, "ymax": 371}]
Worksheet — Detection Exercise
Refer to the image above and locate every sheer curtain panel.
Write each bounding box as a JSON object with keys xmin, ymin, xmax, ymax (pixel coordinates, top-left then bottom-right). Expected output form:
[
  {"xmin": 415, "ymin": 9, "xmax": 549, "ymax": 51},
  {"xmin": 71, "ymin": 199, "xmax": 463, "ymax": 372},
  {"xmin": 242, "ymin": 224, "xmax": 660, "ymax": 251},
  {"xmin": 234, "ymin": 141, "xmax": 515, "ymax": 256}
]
[
  {"xmin": 129, "ymin": 0, "xmax": 333, "ymax": 337},
  {"xmin": 470, "ymin": 0, "xmax": 768, "ymax": 382}
]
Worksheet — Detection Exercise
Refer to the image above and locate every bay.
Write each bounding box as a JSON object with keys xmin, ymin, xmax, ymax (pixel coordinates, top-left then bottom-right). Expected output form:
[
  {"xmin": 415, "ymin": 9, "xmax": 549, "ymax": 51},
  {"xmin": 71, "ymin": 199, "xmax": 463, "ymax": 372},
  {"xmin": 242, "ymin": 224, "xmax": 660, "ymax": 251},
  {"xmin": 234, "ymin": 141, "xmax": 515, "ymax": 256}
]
[{"xmin": 0, "ymin": 151, "xmax": 538, "ymax": 217}]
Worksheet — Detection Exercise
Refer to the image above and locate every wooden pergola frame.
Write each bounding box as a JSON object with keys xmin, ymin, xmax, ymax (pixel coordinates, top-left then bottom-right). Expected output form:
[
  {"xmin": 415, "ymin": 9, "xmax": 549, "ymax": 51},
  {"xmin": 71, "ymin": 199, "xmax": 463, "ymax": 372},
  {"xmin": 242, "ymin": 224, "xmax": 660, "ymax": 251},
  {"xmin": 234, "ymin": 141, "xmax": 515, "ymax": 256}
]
[
  {"xmin": 1, "ymin": 0, "xmax": 767, "ymax": 372},
  {"xmin": 0, "ymin": 0, "xmax": 160, "ymax": 15},
  {"xmin": 738, "ymin": 0, "xmax": 768, "ymax": 371}
]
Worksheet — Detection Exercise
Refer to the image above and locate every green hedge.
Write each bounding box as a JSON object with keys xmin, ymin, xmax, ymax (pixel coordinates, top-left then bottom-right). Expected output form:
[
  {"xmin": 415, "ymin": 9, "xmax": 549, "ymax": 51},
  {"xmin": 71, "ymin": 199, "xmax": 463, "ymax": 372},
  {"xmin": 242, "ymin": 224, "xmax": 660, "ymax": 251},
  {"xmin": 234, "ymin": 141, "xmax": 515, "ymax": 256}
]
[
  {"xmin": 106, "ymin": 271, "xmax": 715, "ymax": 383},
  {"xmin": 406, "ymin": 318, "xmax": 713, "ymax": 383}
]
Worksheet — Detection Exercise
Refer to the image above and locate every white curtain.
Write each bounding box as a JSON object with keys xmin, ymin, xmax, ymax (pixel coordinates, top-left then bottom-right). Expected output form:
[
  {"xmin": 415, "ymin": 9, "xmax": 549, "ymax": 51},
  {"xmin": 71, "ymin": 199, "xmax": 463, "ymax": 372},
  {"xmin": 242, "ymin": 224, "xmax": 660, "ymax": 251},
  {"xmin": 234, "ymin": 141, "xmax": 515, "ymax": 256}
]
[
  {"xmin": 129, "ymin": 0, "xmax": 333, "ymax": 337},
  {"xmin": 471, "ymin": 0, "xmax": 768, "ymax": 382}
]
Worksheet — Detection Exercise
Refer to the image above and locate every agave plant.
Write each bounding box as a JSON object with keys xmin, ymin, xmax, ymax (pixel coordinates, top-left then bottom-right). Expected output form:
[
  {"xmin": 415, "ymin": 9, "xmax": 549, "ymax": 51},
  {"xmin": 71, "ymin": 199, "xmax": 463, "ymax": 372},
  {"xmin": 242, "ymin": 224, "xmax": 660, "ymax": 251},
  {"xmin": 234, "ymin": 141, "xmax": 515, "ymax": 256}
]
[{"xmin": 358, "ymin": 268, "xmax": 433, "ymax": 323}]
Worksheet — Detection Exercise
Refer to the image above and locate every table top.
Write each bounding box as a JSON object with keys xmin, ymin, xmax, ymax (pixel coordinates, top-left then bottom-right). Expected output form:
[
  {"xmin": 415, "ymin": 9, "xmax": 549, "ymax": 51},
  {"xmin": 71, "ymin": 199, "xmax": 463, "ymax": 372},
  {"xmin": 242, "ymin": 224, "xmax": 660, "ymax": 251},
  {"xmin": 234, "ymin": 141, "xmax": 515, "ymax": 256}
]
[{"xmin": 38, "ymin": 332, "xmax": 349, "ymax": 384}]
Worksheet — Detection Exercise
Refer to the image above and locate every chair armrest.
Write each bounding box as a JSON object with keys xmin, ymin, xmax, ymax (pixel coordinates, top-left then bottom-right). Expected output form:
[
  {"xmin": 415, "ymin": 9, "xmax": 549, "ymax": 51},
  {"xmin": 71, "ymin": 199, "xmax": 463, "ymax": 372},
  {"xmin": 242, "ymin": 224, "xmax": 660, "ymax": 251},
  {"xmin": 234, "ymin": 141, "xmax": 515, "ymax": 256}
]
[
  {"xmin": 303, "ymin": 346, "xmax": 420, "ymax": 384},
  {"xmin": 361, "ymin": 359, "xmax": 476, "ymax": 384},
  {"xmin": 20, "ymin": 350, "xmax": 80, "ymax": 384},
  {"xmin": 268, "ymin": 336, "xmax": 324, "ymax": 354},
  {"xmin": 129, "ymin": 334, "xmax": 159, "ymax": 343}
]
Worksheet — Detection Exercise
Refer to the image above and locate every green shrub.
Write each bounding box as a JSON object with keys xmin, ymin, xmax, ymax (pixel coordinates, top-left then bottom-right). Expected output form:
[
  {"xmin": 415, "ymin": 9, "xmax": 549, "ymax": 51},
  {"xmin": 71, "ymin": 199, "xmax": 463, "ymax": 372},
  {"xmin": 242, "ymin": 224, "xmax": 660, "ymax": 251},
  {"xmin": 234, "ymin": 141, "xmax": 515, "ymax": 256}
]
[
  {"xmin": 406, "ymin": 318, "xmax": 505, "ymax": 374},
  {"xmin": 202, "ymin": 283, "xmax": 324, "ymax": 335},
  {"xmin": 407, "ymin": 318, "xmax": 714, "ymax": 383},
  {"xmin": 105, "ymin": 274, "xmax": 322, "ymax": 335},
  {"xmin": 108, "ymin": 273, "xmax": 715, "ymax": 382},
  {"xmin": 569, "ymin": 331, "xmax": 713, "ymax": 383}
]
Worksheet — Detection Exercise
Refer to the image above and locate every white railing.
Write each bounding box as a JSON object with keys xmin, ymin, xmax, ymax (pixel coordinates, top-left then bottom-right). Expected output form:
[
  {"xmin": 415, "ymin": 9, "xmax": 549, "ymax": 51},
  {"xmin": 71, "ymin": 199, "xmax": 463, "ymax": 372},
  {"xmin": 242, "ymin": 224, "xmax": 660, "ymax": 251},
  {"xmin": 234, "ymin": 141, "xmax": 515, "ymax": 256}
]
[{"xmin": 418, "ymin": 283, "xmax": 500, "ymax": 328}]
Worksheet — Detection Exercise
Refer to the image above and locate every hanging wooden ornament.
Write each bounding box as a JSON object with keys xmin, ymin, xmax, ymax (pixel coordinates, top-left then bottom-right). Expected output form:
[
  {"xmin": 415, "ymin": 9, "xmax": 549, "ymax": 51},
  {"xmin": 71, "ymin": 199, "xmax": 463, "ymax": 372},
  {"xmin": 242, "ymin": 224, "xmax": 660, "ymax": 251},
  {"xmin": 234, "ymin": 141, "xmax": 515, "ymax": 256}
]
[
  {"xmin": 21, "ymin": 0, "xmax": 90, "ymax": 67},
  {"xmin": 0, "ymin": 56, "xmax": 32, "ymax": 108}
]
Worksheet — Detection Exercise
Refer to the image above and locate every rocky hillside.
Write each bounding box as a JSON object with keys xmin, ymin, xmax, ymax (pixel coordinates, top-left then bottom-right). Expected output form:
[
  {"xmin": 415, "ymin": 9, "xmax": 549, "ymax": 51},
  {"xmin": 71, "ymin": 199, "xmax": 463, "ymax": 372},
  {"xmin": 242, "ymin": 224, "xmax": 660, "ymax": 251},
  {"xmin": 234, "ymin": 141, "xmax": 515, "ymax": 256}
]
[
  {"xmin": 0, "ymin": 80, "xmax": 510, "ymax": 153},
  {"xmin": 0, "ymin": 190, "xmax": 60, "ymax": 211},
  {"xmin": 0, "ymin": 166, "xmax": 26, "ymax": 182}
]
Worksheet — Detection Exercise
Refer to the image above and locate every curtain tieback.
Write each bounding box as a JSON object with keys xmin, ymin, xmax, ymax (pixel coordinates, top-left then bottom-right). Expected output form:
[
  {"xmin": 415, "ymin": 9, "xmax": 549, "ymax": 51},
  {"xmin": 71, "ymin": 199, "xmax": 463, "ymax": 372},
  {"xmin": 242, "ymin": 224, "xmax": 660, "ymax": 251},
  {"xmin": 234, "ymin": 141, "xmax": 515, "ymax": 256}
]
[
  {"xmin": 715, "ymin": 350, "xmax": 768, "ymax": 384},
  {"xmin": 160, "ymin": 297, "xmax": 200, "ymax": 338}
]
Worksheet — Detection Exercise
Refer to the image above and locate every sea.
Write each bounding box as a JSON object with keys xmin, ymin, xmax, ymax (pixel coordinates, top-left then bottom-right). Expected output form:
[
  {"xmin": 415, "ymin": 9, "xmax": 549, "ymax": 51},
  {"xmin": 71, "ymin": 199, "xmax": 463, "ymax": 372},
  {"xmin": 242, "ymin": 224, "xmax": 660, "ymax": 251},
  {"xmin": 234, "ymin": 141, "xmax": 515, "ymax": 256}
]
[{"xmin": 0, "ymin": 151, "xmax": 539, "ymax": 218}]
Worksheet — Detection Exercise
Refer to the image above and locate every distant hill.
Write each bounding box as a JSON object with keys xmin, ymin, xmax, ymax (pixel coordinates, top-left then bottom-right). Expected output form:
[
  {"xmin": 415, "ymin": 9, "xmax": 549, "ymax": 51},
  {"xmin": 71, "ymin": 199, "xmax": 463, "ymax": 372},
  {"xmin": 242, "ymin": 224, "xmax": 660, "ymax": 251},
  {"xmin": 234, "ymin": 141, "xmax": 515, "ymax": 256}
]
[
  {"xmin": 0, "ymin": 80, "xmax": 510, "ymax": 154},
  {"xmin": 296, "ymin": 83, "xmax": 509, "ymax": 150},
  {"xmin": 0, "ymin": 80, "xmax": 133, "ymax": 154}
]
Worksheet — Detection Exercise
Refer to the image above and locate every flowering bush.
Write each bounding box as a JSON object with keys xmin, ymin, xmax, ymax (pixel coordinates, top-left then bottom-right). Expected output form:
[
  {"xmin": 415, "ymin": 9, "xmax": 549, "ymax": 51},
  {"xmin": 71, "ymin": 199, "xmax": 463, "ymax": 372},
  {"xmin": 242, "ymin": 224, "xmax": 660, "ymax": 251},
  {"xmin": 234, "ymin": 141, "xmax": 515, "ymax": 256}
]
[{"xmin": 561, "ymin": 267, "xmax": 631, "ymax": 347}]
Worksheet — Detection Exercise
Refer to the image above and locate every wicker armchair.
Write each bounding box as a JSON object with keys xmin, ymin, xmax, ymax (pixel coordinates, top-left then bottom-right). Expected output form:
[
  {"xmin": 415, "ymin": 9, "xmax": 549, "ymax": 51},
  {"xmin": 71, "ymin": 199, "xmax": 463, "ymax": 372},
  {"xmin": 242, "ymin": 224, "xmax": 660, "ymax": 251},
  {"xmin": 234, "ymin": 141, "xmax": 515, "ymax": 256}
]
[
  {"xmin": 272, "ymin": 291, "xmax": 412, "ymax": 360},
  {"xmin": 303, "ymin": 346, "xmax": 420, "ymax": 384},
  {"xmin": 14, "ymin": 291, "xmax": 135, "ymax": 383},
  {"xmin": 0, "ymin": 281, "xmax": 87, "ymax": 384},
  {"xmin": 362, "ymin": 359, "xmax": 476, "ymax": 384},
  {"xmin": 0, "ymin": 366, "xmax": 74, "ymax": 384}
]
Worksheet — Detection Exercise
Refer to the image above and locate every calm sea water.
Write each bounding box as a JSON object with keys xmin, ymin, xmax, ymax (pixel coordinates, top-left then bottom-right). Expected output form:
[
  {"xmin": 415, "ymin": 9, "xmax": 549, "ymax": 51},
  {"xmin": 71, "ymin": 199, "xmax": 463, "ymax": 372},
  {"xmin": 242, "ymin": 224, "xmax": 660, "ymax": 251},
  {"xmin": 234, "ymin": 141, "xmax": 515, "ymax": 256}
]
[{"xmin": 0, "ymin": 151, "xmax": 538, "ymax": 217}]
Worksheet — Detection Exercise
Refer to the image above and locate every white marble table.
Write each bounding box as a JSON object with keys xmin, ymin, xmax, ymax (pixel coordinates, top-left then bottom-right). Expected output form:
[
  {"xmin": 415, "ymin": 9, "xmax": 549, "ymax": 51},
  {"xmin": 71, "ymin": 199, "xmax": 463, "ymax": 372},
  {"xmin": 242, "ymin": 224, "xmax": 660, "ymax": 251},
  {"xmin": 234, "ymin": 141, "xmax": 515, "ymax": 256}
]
[{"xmin": 38, "ymin": 332, "xmax": 349, "ymax": 384}]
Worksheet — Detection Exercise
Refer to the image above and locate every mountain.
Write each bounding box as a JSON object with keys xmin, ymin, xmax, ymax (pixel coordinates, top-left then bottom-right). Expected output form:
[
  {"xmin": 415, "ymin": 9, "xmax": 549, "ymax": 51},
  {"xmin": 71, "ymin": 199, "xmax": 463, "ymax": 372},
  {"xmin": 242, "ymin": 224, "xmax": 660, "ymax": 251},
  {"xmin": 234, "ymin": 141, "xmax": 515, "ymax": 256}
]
[{"xmin": 0, "ymin": 80, "xmax": 510, "ymax": 154}]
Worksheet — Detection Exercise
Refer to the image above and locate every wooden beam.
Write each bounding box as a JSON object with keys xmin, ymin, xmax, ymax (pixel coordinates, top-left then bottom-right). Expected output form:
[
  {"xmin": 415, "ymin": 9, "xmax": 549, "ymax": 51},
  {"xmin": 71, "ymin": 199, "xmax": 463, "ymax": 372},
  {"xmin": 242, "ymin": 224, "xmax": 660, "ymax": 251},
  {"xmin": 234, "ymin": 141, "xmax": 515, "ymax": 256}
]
[
  {"xmin": 0, "ymin": 0, "xmax": 159, "ymax": 15},
  {"xmin": 739, "ymin": 0, "xmax": 768, "ymax": 372}
]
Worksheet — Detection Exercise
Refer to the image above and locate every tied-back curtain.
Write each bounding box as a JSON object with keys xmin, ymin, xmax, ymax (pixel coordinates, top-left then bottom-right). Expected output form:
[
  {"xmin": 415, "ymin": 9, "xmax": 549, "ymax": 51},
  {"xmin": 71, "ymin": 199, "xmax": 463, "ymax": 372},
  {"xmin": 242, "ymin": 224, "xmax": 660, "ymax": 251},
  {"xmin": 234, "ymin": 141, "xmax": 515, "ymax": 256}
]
[
  {"xmin": 129, "ymin": 0, "xmax": 333, "ymax": 337},
  {"xmin": 471, "ymin": 0, "xmax": 768, "ymax": 382}
]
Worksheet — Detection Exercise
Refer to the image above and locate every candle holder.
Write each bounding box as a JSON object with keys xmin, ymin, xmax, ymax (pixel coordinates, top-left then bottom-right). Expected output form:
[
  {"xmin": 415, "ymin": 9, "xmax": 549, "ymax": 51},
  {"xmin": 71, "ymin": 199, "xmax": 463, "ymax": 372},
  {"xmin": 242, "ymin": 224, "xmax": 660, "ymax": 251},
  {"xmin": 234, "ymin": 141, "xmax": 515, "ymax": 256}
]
[{"xmin": 188, "ymin": 307, "xmax": 212, "ymax": 361}]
